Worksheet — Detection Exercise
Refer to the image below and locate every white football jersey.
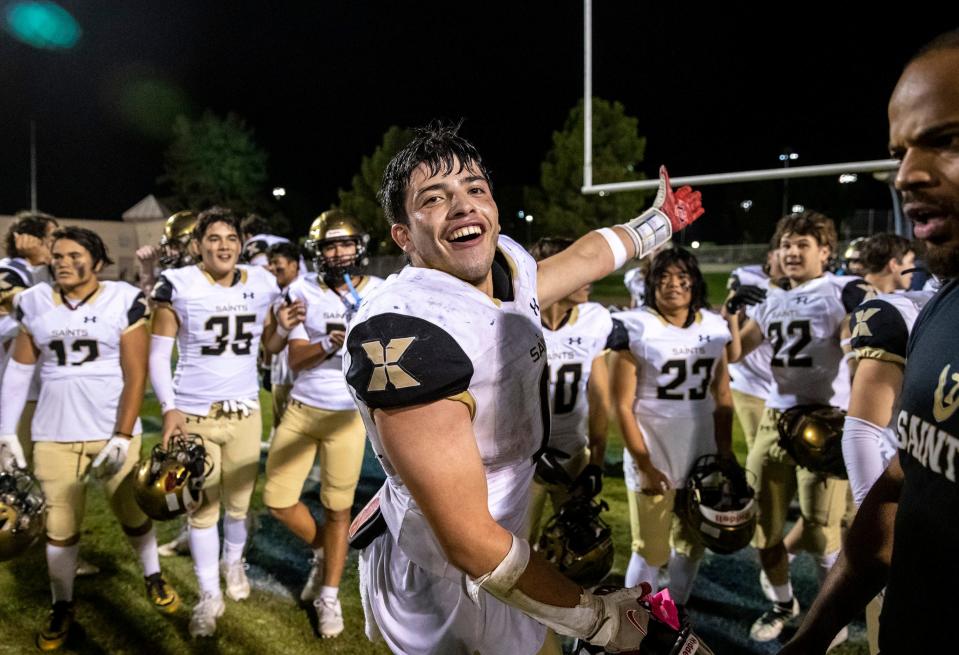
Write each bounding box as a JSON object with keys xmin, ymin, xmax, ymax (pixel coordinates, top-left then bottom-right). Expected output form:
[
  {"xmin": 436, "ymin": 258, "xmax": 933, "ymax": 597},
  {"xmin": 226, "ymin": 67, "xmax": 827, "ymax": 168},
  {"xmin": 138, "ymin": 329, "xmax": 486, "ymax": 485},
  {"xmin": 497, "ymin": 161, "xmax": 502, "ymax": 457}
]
[
  {"xmin": 16, "ymin": 281, "xmax": 148, "ymax": 441},
  {"xmin": 269, "ymin": 274, "xmax": 304, "ymax": 387},
  {"xmin": 544, "ymin": 302, "xmax": 625, "ymax": 456},
  {"xmin": 751, "ymin": 274, "xmax": 871, "ymax": 410},
  {"xmin": 287, "ymin": 273, "xmax": 383, "ymax": 411},
  {"xmin": 613, "ymin": 307, "xmax": 731, "ymax": 489},
  {"xmin": 623, "ymin": 267, "xmax": 646, "ymax": 305},
  {"xmin": 152, "ymin": 265, "xmax": 279, "ymax": 415},
  {"xmin": 849, "ymin": 289, "xmax": 935, "ymax": 465},
  {"xmin": 0, "ymin": 258, "xmax": 43, "ymax": 402},
  {"xmin": 345, "ymin": 235, "xmax": 545, "ymax": 578},
  {"xmin": 727, "ymin": 264, "xmax": 775, "ymax": 399}
]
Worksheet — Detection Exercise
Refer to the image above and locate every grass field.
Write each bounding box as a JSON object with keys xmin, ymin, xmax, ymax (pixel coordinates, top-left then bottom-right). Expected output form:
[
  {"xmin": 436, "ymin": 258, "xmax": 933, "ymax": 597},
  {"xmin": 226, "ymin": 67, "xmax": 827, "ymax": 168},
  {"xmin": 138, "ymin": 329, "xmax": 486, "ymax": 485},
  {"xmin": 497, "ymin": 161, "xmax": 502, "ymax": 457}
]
[{"xmin": 0, "ymin": 269, "xmax": 867, "ymax": 654}]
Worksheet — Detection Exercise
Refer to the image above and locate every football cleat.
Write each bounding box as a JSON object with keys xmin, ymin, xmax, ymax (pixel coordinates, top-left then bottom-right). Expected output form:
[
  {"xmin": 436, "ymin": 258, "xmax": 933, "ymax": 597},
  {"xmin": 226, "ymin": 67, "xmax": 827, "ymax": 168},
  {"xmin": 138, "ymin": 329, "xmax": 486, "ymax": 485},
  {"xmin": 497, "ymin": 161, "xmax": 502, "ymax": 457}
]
[
  {"xmin": 300, "ymin": 551, "xmax": 326, "ymax": 602},
  {"xmin": 36, "ymin": 601, "xmax": 74, "ymax": 652},
  {"xmin": 145, "ymin": 572, "xmax": 180, "ymax": 614},
  {"xmin": 221, "ymin": 559, "xmax": 251, "ymax": 601},
  {"xmin": 0, "ymin": 465, "xmax": 45, "ymax": 562},
  {"xmin": 315, "ymin": 596, "xmax": 344, "ymax": 639},
  {"xmin": 157, "ymin": 525, "xmax": 190, "ymax": 557},
  {"xmin": 749, "ymin": 598, "xmax": 800, "ymax": 642},
  {"xmin": 133, "ymin": 434, "xmax": 211, "ymax": 521},
  {"xmin": 189, "ymin": 593, "xmax": 225, "ymax": 638}
]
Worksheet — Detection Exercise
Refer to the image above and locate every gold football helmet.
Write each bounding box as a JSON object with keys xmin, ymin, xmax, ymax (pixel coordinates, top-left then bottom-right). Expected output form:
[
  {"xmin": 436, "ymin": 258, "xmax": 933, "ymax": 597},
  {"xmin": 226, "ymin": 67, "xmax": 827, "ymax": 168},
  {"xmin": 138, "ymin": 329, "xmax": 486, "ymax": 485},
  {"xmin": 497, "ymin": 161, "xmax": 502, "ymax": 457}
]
[
  {"xmin": 777, "ymin": 404, "xmax": 847, "ymax": 478},
  {"xmin": 158, "ymin": 210, "xmax": 198, "ymax": 269},
  {"xmin": 304, "ymin": 210, "xmax": 369, "ymax": 280},
  {"xmin": 133, "ymin": 433, "xmax": 211, "ymax": 521},
  {"xmin": 685, "ymin": 454, "xmax": 757, "ymax": 555},
  {"xmin": 0, "ymin": 466, "xmax": 46, "ymax": 562},
  {"xmin": 536, "ymin": 496, "xmax": 614, "ymax": 587}
]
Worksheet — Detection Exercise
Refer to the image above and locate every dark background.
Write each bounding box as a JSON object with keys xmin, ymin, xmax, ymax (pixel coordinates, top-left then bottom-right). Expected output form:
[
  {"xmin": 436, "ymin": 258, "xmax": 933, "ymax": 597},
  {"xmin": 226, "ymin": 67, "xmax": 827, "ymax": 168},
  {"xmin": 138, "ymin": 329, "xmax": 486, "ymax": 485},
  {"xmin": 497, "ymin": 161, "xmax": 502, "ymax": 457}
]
[{"xmin": 1, "ymin": 1, "xmax": 955, "ymax": 241}]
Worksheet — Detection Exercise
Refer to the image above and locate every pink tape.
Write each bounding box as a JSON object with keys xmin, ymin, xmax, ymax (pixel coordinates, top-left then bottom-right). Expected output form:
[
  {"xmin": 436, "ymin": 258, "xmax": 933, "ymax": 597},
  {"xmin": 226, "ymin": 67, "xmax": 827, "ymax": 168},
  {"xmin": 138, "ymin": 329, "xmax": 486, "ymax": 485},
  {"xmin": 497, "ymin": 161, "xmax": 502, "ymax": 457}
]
[{"xmin": 647, "ymin": 588, "xmax": 681, "ymax": 631}]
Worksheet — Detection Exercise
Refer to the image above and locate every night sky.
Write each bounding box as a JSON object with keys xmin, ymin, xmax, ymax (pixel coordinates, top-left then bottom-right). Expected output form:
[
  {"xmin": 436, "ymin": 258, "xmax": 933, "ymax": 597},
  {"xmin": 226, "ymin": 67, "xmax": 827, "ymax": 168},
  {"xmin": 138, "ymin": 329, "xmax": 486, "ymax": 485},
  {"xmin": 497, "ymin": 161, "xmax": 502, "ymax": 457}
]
[{"xmin": 2, "ymin": 1, "xmax": 956, "ymax": 242}]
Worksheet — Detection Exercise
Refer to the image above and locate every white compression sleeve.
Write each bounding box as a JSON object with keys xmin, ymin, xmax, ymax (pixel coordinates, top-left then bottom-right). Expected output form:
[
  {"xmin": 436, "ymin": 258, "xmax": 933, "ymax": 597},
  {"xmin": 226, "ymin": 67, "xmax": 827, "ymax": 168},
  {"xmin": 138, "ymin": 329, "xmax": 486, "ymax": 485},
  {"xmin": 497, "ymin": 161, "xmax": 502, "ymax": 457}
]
[
  {"xmin": 149, "ymin": 335, "xmax": 177, "ymax": 414},
  {"xmin": 0, "ymin": 358, "xmax": 34, "ymax": 435},
  {"xmin": 842, "ymin": 415, "xmax": 887, "ymax": 506},
  {"xmin": 618, "ymin": 208, "xmax": 672, "ymax": 260}
]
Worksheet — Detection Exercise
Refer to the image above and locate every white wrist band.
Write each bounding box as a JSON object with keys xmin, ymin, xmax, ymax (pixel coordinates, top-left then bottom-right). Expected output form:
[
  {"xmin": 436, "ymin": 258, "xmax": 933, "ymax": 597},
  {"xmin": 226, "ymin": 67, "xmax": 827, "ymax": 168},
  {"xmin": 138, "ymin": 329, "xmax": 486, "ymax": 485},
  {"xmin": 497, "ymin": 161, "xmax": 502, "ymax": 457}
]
[
  {"xmin": 596, "ymin": 228, "xmax": 628, "ymax": 270},
  {"xmin": 275, "ymin": 323, "xmax": 290, "ymax": 339}
]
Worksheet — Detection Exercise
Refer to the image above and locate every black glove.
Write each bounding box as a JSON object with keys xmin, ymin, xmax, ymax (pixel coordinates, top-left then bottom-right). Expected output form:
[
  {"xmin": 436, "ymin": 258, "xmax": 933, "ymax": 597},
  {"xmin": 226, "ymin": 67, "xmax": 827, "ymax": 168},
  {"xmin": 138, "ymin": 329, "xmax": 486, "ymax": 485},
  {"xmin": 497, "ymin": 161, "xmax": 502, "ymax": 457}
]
[
  {"xmin": 572, "ymin": 463, "xmax": 604, "ymax": 498},
  {"xmin": 726, "ymin": 285, "xmax": 766, "ymax": 314},
  {"xmin": 535, "ymin": 448, "xmax": 574, "ymax": 487}
]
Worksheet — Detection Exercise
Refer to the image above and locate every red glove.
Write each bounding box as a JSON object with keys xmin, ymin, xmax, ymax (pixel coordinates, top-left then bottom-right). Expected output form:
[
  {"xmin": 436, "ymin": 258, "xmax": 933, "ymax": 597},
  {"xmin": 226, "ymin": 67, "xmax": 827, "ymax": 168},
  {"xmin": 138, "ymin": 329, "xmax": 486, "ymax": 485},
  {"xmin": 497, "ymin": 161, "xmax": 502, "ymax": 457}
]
[{"xmin": 654, "ymin": 166, "xmax": 704, "ymax": 233}]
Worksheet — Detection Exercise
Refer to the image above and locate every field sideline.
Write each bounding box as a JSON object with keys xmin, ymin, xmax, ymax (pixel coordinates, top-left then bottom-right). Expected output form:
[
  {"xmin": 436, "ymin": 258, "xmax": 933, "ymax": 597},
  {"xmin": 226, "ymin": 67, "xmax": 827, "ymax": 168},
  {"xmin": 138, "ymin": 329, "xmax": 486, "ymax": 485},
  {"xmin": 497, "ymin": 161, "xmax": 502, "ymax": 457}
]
[{"xmin": 0, "ymin": 271, "xmax": 867, "ymax": 654}]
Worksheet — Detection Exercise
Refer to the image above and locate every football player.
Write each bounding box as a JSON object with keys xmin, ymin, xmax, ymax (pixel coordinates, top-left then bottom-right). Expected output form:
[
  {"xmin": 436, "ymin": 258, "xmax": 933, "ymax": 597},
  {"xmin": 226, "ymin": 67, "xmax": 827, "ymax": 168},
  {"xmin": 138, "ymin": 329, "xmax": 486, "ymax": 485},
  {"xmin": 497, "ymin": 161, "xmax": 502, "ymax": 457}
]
[
  {"xmin": 134, "ymin": 210, "xmax": 199, "ymax": 296},
  {"xmin": 612, "ymin": 247, "xmax": 735, "ymax": 610},
  {"xmin": 241, "ymin": 214, "xmax": 290, "ymax": 267},
  {"xmin": 782, "ymin": 31, "xmax": 959, "ymax": 655},
  {"xmin": 265, "ymin": 241, "xmax": 303, "ymax": 430},
  {"xmin": 0, "ymin": 227, "xmax": 178, "ymax": 650},
  {"xmin": 342, "ymin": 123, "xmax": 707, "ymax": 655},
  {"xmin": 149, "ymin": 207, "xmax": 281, "ymax": 637},
  {"xmin": 623, "ymin": 258, "xmax": 650, "ymax": 307},
  {"xmin": 261, "ymin": 210, "xmax": 383, "ymax": 638},
  {"xmin": 524, "ymin": 236, "xmax": 628, "ymax": 540},
  {"xmin": 725, "ymin": 210, "xmax": 869, "ymax": 645}
]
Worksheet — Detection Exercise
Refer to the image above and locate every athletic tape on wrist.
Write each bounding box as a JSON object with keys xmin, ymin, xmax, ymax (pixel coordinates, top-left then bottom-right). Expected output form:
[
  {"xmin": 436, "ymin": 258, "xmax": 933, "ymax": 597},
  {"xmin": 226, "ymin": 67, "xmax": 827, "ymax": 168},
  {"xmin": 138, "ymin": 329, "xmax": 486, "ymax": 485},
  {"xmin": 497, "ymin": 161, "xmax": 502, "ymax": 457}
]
[
  {"xmin": 275, "ymin": 323, "xmax": 290, "ymax": 339},
  {"xmin": 596, "ymin": 228, "xmax": 628, "ymax": 270},
  {"xmin": 619, "ymin": 208, "xmax": 673, "ymax": 260}
]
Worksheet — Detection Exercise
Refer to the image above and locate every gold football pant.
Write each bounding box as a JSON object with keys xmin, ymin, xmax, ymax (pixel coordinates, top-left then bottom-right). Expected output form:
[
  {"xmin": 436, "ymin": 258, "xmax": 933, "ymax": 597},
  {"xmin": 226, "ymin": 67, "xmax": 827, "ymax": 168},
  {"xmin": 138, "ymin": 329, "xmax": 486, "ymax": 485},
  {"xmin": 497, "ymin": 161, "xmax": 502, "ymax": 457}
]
[
  {"xmin": 263, "ymin": 399, "xmax": 366, "ymax": 512},
  {"xmin": 747, "ymin": 406, "xmax": 848, "ymax": 555},
  {"xmin": 731, "ymin": 389, "xmax": 765, "ymax": 453},
  {"xmin": 627, "ymin": 488, "xmax": 703, "ymax": 567},
  {"xmin": 33, "ymin": 437, "xmax": 146, "ymax": 542}
]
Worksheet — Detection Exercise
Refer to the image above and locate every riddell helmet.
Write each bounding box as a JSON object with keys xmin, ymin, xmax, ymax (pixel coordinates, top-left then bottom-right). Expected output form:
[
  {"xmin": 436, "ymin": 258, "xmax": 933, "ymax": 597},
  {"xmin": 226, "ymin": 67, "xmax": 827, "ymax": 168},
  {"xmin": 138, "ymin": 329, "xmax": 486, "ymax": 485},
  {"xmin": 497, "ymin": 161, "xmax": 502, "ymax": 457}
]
[
  {"xmin": 304, "ymin": 210, "xmax": 369, "ymax": 281},
  {"xmin": 777, "ymin": 404, "xmax": 848, "ymax": 478},
  {"xmin": 536, "ymin": 496, "xmax": 614, "ymax": 587},
  {"xmin": 158, "ymin": 210, "xmax": 198, "ymax": 269},
  {"xmin": 0, "ymin": 466, "xmax": 46, "ymax": 562},
  {"xmin": 133, "ymin": 433, "xmax": 211, "ymax": 521},
  {"xmin": 685, "ymin": 455, "xmax": 757, "ymax": 555}
]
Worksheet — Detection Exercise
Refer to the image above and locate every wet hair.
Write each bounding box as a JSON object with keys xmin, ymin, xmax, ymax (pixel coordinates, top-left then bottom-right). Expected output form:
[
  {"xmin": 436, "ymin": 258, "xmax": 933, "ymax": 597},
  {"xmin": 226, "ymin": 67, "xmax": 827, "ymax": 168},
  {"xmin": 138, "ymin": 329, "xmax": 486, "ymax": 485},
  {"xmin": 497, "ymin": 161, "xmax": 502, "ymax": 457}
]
[
  {"xmin": 379, "ymin": 120, "xmax": 492, "ymax": 226},
  {"xmin": 241, "ymin": 214, "xmax": 272, "ymax": 238},
  {"xmin": 859, "ymin": 233, "xmax": 914, "ymax": 274},
  {"xmin": 194, "ymin": 206, "xmax": 243, "ymax": 241},
  {"xmin": 772, "ymin": 210, "xmax": 838, "ymax": 254},
  {"xmin": 51, "ymin": 226, "xmax": 114, "ymax": 268},
  {"xmin": 268, "ymin": 241, "xmax": 301, "ymax": 264},
  {"xmin": 529, "ymin": 236, "xmax": 574, "ymax": 262},
  {"xmin": 644, "ymin": 247, "xmax": 709, "ymax": 324},
  {"xmin": 4, "ymin": 211, "xmax": 58, "ymax": 258}
]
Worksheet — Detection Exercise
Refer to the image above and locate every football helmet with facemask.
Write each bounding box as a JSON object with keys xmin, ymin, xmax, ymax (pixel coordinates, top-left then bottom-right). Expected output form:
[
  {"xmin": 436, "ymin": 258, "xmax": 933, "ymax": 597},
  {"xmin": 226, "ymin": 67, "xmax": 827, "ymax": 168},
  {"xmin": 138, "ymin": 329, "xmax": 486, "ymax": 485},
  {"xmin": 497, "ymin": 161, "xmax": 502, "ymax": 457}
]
[
  {"xmin": 158, "ymin": 210, "xmax": 198, "ymax": 269},
  {"xmin": 304, "ymin": 210, "xmax": 369, "ymax": 285},
  {"xmin": 777, "ymin": 404, "xmax": 848, "ymax": 478},
  {"xmin": 536, "ymin": 495, "xmax": 614, "ymax": 587},
  {"xmin": 133, "ymin": 433, "xmax": 212, "ymax": 521},
  {"xmin": 685, "ymin": 454, "xmax": 757, "ymax": 555},
  {"xmin": 0, "ymin": 466, "xmax": 46, "ymax": 561}
]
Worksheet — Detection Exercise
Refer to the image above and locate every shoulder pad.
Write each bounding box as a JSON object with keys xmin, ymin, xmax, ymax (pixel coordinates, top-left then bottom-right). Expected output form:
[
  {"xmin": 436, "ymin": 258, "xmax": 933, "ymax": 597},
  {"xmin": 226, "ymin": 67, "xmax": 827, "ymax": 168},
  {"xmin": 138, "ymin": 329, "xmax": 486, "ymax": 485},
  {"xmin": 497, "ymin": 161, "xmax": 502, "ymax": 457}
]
[
  {"xmin": 850, "ymin": 298, "xmax": 910, "ymax": 364},
  {"xmin": 605, "ymin": 318, "xmax": 630, "ymax": 351},
  {"xmin": 151, "ymin": 273, "xmax": 174, "ymax": 304},
  {"xmin": 0, "ymin": 266, "xmax": 29, "ymax": 309},
  {"xmin": 840, "ymin": 278, "xmax": 874, "ymax": 313},
  {"xmin": 346, "ymin": 313, "xmax": 473, "ymax": 409},
  {"xmin": 127, "ymin": 291, "xmax": 151, "ymax": 326}
]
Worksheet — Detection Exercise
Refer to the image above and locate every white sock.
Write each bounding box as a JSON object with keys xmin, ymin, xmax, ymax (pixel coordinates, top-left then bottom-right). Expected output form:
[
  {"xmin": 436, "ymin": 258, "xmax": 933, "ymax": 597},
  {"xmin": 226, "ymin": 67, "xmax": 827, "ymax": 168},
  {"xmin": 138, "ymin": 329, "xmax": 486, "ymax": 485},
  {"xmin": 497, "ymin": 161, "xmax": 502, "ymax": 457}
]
[
  {"xmin": 127, "ymin": 526, "xmax": 161, "ymax": 577},
  {"xmin": 319, "ymin": 585, "xmax": 338, "ymax": 601},
  {"xmin": 47, "ymin": 543, "xmax": 79, "ymax": 603},
  {"xmin": 221, "ymin": 515, "xmax": 248, "ymax": 565},
  {"xmin": 625, "ymin": 552, "xmax": 659, "ymax": 589},
  {"xmin": 666, "ymin": 553, "xmax": 701, "ymax": 605},
  {"xmin": 189, "ymin": 525, "xmax": 221, "ymax": 597},
  {"xmin": 770, "ymin": 579, "xmax": 793, "ymax": 604},
  {"xmin": 815, "ymin": 550, "xmax": 840, "ymax": 587}
]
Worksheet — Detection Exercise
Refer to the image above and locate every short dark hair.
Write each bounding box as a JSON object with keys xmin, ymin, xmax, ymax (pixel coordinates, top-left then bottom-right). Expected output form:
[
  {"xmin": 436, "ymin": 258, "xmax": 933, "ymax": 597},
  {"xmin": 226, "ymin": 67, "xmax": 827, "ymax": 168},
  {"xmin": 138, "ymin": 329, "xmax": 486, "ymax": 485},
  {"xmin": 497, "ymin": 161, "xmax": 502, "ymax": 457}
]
[
  {"xmin": 241, "ymin": 214, "xmax": 271, "ymax": 238},
  {"xmin": 379, "ymin": 121, "xmax": 492, "ymax": 226},
  {"xmin": 644, "ymin": 247, "xmax": 709, "ymax": 323},
  {"xmin": 4, "ymin": 211, "xmax": 58, "ymax": 258},
  {"xmin": 194, "ymin": 207, "xmax": 242, "ymax": 241},
  {"xmin": 773, "ymin": 210, "xmax": 838, "ymax": 254},
  {"xmin": 859, "ymin": 233, "xmax": 914, "ymax": 274},
  {"xmin": 51, "ymin": 226, "xmax": 114, "ymax": 268},
  {"xmin": 529, "ymin": 236, "xmax": 574, "ymax": 262},
  {"xmin": 268, "ymin": 241, "xmax": 301, "ymax": 264}
]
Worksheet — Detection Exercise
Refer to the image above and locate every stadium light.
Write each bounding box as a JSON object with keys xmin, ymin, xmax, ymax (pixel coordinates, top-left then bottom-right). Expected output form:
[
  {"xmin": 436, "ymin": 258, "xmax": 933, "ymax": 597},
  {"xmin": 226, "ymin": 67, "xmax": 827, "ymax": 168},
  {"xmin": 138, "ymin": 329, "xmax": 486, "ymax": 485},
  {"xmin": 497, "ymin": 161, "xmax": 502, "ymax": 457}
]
[
  {"xmin": 740, "ymin": 199, "xmax": 753, "ymax": 211},
  {"xmin": 839, "ymin": 173, "xmax": 858, "ymax": 184},
  {"xmin": 272, "ymin": 187, "xmax": 286, "ymax": 199},
  {"xmin": 792, "ymin": 204, "xmax": 805, "ymax": 213},
  {"xmin": 691, "ymin": 241, "xmax": 701, "ymax": 249}
]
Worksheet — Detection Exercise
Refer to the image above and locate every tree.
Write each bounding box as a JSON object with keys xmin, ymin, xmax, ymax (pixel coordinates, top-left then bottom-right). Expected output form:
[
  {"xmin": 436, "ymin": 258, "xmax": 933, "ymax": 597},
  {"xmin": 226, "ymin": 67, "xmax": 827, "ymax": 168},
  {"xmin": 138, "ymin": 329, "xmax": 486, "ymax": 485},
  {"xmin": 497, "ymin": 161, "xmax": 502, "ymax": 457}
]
[
  {"xmin": 526, "ymin": 98, "xmax": 650, "ymax": 238},
  {"xmin": 337, "ymin": 126, "xmax": 413, "ymax": 254},
  {"xmin": 161, "ymin": 111, "xmax": 269, "ymax": 215}
]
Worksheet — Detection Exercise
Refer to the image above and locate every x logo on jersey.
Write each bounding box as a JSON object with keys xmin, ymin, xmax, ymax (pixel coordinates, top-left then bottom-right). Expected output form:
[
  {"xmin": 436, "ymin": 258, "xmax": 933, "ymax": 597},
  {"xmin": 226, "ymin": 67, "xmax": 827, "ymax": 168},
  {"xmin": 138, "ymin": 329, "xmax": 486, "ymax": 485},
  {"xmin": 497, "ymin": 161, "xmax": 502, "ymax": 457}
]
[
  {"xmin": 243, "ymin": 292, "xmax": 255, "ymax": 300},
  {"xmin": 851, "ymin": 308, "xmax": 880, "ymax": 339},
  {"xmin": 361, "ymin": 337, "xmax": 420, "ymax": 392}
]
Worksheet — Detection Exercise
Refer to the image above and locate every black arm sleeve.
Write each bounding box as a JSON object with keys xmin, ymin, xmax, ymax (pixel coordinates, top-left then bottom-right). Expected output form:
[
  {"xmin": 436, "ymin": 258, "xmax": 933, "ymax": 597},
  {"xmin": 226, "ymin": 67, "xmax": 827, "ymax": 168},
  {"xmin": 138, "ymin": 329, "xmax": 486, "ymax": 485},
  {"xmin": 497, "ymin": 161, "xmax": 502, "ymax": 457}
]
[
  {"xmin": 151, "ymin": 274, "xmax": 174, "ymax": 304},
  {"xmin": 127, "ymin": 292, "xmax": 151, "ymax": 326},
  {"xmin": 850, "ymin": 299, "xmax": 909, "ymax": 362},
  {"xmin": 841, "ymin": 279, "xmax": 873, "ymax": 313},
  {"xmin": 346, "ymin": 313, "xmax": 474, "ymax": 409}
]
